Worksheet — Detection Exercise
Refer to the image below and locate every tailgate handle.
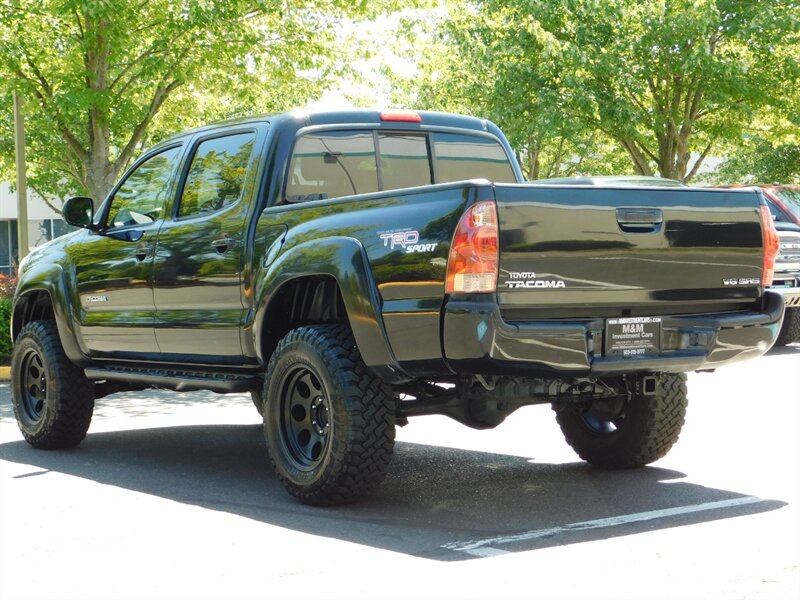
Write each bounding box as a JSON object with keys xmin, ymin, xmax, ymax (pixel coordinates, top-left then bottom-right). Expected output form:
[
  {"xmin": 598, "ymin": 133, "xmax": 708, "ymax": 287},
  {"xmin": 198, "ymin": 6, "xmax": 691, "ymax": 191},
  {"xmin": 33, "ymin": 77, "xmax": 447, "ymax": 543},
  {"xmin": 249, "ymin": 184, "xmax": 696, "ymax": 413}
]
[{"xmin": 616, "ymin": 207, "xmax": 663, "ymax": 232}]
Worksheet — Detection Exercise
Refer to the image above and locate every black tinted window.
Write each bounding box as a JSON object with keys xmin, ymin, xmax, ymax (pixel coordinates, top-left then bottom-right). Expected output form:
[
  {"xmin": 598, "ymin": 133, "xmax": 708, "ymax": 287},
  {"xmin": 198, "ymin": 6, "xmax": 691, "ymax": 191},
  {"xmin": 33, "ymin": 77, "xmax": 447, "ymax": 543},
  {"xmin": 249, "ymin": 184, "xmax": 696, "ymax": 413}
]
[
  {"xmin": 433, "ymin": 133, "xmax": 515, "ymax": 183},
  {"xmin": 178, "ymin": 133, "xmax": 256, "ymax": 218},
  {"xmin": 378, "ymin": 134, "xmax": 431, "ymax": 190},
  {"xmin": 286, "ymin": 131, "xmax": 378, "ymax": 201},
  {"xmin": 107, "ymin": 146, "xmax": 182, "ymax": 228}
]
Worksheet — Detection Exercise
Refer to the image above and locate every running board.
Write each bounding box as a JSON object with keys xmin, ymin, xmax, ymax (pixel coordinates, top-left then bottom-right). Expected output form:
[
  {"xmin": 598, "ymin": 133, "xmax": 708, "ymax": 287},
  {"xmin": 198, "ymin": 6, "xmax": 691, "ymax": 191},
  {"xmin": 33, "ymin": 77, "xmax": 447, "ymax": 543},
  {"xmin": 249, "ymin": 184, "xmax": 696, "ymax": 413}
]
[{"xmin": 85, "ymin": 366, "xmax": 262, "ymax": 393}]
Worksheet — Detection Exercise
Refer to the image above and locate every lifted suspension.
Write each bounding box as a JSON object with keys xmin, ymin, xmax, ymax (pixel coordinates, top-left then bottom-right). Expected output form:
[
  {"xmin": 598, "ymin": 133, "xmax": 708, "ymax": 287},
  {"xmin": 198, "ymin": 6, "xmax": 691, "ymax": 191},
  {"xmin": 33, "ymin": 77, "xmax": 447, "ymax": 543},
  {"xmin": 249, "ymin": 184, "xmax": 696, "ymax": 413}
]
[{"xmin": 395, "ymin": 374, "xmax": 658, "ymax": 429}]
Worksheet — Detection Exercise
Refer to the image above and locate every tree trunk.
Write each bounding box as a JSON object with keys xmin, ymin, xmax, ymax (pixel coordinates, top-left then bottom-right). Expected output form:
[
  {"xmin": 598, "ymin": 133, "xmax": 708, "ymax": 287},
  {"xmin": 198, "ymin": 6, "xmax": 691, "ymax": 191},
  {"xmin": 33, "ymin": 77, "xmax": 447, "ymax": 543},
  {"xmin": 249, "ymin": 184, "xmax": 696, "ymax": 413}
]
[
  {"xmin": 620, "ymin": 138, "xmax": 654, "ymax": 176},
  {"xmin": 83, "ymin": 158, "xmax": 117, "ymax": 209},
  {"xmin": 83, "ymin": 11, "xmax": 114, "ymax": 209}
]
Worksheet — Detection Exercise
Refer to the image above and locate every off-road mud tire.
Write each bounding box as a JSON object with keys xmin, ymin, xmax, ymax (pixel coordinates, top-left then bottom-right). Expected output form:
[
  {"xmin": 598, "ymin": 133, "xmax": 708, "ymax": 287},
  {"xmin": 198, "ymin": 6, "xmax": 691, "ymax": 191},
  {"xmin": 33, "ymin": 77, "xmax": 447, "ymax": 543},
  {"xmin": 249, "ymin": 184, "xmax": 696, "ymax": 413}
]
[
  {"xmin": 11, "ymin": 321, "xmax": 94, "ymax": 448},
  {"xmin": 775, "ymin": 307, "xmax": 800, "ymax": 346},
  {"xmin": 263, "ymin": 324, "xmax": 395, "ymax": 506},
  {"xmin": 554, "ymin": 373, "xmax": 687, "ymax": 468}
]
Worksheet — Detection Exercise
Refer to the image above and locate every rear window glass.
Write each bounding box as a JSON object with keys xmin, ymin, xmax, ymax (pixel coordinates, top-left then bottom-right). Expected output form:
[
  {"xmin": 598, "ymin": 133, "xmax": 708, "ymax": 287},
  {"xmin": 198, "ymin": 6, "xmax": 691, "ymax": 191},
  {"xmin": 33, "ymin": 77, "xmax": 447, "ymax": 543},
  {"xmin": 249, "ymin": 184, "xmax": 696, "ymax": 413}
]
[
  {"xmin": 378, "ymin": 134, "xmax": 432, "ymax": 190},
  {"xmin": 286, "ymin": 131, "xmax": 378, "ymax": 201},
  {"xmin": 285, "ymin": 129, "xmax": 516, "ymax": 202},
  {"xmin": 433, "ymin": 133, "xmax": 516, "ymax": 183}
]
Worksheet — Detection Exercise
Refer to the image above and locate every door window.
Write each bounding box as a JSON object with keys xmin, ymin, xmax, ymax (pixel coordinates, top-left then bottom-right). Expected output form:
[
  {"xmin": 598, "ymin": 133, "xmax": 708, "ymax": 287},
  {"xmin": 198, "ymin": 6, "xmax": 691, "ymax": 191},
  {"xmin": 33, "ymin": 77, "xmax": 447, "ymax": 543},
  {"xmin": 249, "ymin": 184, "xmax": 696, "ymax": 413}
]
[
  {"xmin": 177, "ymin": 132, "xmax": 256, "ymax": 218},
  {"xmin": 105, "ymin": 146, "xmax": 182, "ymax": 229}
]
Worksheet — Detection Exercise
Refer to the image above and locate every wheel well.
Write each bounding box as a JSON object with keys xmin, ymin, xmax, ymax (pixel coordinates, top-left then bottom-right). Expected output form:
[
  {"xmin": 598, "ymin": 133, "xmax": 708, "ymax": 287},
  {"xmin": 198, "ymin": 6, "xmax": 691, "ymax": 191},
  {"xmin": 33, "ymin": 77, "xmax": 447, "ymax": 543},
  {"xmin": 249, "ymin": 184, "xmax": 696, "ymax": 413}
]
[
  {"xmin": 12, "ymin": 290, "xmax": 55, "ymax": 341},
  {"xmin": 261, "ymin": 276, "xmax": 347, "ymax": 365}
]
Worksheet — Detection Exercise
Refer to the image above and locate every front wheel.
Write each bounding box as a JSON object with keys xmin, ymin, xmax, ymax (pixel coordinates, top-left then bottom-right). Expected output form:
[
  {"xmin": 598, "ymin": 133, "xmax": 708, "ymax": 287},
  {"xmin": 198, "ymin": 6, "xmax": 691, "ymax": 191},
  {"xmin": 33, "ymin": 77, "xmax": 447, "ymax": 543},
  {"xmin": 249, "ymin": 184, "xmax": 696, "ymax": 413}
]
[
  {"xmin": 554, "ymin": 373, "xmax": 687, "ymax": 468},
  {"xmin": 263, "ymin": 324, "xmax": 395, "ymax": 505},
  {"xmin": 11, "ymin": 321, "xmax": 95, "ymax": 448}
]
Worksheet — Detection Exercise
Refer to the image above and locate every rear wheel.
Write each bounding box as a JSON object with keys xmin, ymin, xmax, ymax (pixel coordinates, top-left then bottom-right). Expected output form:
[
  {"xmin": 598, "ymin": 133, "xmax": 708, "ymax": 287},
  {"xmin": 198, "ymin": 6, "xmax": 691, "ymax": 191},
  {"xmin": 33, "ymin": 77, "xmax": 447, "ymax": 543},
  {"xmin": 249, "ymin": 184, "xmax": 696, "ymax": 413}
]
[
  {"xmin": 11, "ymin": 321, "xmax": 94, "ymax": 448},
  {"xmin": 263, "ymin": 324, "xmax": 395, "ymax": 505},
  {"xmin": 775, "ymin": 307, "xmax": 800, "ymax": 346},
  {"xmin": 554, "ymin": 373, "xmax": 687, "ymax": 468}
]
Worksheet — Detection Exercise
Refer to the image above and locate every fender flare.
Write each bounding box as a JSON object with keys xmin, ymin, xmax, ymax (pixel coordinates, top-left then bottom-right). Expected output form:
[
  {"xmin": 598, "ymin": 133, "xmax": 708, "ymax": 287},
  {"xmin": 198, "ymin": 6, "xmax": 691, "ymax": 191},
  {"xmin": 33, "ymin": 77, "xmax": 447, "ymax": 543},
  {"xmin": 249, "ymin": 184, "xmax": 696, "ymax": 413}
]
[
  {"xmin": 13, "ymin": 263, "xmax": 88, "ymax": 365},
  {"xmin": 253, "ymin": 236, "xmax": 408, "ymax": 382}
]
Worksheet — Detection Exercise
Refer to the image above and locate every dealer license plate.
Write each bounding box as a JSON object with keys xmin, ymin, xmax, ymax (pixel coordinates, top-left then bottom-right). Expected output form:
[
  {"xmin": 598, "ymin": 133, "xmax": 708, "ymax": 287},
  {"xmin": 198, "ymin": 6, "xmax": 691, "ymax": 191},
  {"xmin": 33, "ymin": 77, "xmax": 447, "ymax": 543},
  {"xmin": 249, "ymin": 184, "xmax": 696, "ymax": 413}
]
[{"xmin": 604, "ymin": 316, "xmax": 662, "ymax": 357}]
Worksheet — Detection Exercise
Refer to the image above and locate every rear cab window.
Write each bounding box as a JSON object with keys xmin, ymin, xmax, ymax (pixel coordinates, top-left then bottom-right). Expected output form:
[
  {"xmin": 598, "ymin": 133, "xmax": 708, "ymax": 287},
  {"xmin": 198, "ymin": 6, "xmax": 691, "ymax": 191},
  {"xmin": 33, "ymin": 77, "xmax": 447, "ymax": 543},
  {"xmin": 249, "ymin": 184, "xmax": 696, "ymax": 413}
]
[
  {"xmin": 432, "ymin": 133, "xmax": 517, "ymax": 184},
  {"xmin": 285, "ymin": 128, "xmax": 515, "ymax": 202}
]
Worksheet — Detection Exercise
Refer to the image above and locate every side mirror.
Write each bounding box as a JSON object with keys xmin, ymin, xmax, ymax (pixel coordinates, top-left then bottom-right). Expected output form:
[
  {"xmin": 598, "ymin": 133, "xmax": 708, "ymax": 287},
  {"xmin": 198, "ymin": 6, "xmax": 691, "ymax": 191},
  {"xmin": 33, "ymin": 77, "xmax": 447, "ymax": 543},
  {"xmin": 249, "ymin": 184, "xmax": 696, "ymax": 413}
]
[{"xmin": 63, "ymin": 196, "xmax": 97, "ymax": 230}]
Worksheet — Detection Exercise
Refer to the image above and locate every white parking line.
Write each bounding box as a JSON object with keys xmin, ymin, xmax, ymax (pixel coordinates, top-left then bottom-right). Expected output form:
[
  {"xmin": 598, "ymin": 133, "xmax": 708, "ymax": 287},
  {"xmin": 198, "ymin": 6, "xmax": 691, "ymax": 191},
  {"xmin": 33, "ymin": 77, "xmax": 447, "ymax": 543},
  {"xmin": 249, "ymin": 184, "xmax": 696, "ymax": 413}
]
[{"xmin": 443, "ymin": 496, "xmax": 765, "ymax": 556}]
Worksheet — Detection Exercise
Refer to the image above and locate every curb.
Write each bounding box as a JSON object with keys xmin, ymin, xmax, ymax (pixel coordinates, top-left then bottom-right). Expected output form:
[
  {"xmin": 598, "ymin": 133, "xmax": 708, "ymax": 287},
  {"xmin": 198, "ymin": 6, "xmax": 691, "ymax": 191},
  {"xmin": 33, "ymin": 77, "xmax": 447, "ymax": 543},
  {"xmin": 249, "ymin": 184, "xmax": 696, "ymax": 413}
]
[{"xmin": 0, "ymin": 366, "xmax": 10, "ymax": 381}]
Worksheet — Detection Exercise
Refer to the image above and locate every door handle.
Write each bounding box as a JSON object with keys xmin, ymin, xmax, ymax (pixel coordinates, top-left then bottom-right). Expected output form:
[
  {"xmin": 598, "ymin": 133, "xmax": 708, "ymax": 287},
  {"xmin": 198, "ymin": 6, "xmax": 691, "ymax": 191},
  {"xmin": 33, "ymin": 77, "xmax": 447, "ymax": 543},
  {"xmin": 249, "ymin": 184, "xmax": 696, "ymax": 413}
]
[
  {"xmin": 616, "ymin": 207, "xmax": 663, "ymax": 233},
  {"xmin": 212, "ymin": 237, "xmax": 237, "ymax": 254},
  {"xmin": 134, "ymin": 245, "xmax": 151, "ymax": 261}
]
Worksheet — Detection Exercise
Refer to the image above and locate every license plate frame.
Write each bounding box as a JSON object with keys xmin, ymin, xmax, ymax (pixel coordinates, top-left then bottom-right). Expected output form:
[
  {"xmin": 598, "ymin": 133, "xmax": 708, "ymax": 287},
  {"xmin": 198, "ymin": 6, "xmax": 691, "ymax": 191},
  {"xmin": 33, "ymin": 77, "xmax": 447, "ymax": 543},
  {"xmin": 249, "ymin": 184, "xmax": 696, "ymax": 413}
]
[{"xmin": 604, "ymin": 316, "xmax": 662, "ymax": 357}]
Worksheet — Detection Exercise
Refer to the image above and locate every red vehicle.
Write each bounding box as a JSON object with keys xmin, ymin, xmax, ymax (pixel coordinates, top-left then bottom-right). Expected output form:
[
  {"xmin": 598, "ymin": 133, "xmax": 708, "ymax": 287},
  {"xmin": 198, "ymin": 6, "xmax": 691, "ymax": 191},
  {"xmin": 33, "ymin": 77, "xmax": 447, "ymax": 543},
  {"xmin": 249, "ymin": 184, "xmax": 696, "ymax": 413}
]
[{"xmin": 759, "ymin": 185, "xmax": 800, "ymax": 225}]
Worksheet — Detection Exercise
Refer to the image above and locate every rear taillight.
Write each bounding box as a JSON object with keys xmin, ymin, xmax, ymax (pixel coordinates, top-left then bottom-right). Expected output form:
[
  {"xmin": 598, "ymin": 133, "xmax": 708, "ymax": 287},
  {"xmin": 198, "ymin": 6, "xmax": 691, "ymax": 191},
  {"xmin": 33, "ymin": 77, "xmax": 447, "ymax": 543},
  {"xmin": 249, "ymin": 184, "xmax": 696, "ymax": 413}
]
[
  {"xmin": 445, "ymin": 201, "xmax": 499, "ymax": 293},
  {"xmin": 759, "ymin": 204, "xmax": 779, "ymax": 287}
]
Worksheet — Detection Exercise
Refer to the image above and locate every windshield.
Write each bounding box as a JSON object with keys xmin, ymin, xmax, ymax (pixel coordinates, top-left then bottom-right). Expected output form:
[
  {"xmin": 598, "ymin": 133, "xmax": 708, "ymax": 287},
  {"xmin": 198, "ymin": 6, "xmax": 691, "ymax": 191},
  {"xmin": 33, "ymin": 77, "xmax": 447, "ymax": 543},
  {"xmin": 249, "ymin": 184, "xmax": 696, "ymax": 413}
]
[{"xmin": 774, "ymin": 189, "xmax": 800, "ymax": 220}]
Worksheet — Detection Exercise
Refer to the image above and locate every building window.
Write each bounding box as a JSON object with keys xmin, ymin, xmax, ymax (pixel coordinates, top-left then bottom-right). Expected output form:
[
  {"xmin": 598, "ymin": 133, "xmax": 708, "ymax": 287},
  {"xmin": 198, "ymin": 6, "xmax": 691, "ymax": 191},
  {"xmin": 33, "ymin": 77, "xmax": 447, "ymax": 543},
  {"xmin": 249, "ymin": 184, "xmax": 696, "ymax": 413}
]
[
  {"xmin": 0, "ymin": 218, "xmax": 74, "ymax": 274},
  {"xmin": 0, "ymin": 220, "xmax": 19, "ymax": 275}
]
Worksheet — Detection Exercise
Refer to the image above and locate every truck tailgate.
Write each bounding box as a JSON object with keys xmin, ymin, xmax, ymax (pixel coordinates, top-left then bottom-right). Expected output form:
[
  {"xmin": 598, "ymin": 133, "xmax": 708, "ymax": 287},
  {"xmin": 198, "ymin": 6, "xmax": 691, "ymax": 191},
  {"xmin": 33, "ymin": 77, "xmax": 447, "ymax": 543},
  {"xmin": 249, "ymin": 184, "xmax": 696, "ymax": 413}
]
[{"xmin": 494, "ymin": 184, "xmax": 764, "ymax": 319}]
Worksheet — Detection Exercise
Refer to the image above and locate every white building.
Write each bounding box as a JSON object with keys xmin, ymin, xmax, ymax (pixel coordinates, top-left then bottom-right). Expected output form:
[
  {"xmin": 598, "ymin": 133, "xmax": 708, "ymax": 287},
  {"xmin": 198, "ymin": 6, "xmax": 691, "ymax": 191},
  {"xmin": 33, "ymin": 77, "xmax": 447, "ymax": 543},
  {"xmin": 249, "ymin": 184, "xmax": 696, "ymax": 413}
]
[{"xmin": 0, "ymin": 183, "xmax": 71, "ymax": 275}]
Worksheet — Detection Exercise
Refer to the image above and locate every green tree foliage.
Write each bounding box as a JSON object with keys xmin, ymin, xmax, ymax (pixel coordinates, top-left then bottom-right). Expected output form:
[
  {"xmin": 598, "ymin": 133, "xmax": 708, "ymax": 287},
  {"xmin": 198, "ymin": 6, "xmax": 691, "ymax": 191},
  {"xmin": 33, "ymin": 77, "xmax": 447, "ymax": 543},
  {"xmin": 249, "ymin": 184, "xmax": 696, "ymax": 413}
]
[
  {"xmin": 713, "ymin": 62, "xmax": 800, "ymax": 184},
  {"xmin": 388, "ymin": 4, "xmax": 632, "ymax": 180},
  {"xmin": 715, "ymin": 137, "xmax": 800, "ymax": 184},
  {"xmin": 394, "ymin": 0, "xmax": 800, "ymax": 182},
  {"xmin": 0, "ymin": 0, "xmax": 408, "ymax": 208}
]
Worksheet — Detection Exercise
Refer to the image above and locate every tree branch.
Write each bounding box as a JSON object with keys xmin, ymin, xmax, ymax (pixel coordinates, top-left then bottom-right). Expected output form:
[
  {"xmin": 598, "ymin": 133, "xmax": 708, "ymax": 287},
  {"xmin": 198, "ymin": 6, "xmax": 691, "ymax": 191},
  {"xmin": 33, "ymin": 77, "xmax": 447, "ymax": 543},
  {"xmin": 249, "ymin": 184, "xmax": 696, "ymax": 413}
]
[
  {"xmin": 9, "ymin": 64, "xmax": 89, "ymax": 162},
  {"xmin": 111, "ymin": 79, "xmax": 182, "ymax": 176},
  {"xmin": 28, "ymin": 183, "xmax": 64, "ymax": 215},
  {"xmin": 620, "ymin": 138, "xmax": 655, "ymax": 175},
  {"xmin": 685, "ymin": 140, "xmax": 714, "ymax": 182},
  {"xmin": 109, "ymin": 47, "xmax": 164, "ymax": 90}
]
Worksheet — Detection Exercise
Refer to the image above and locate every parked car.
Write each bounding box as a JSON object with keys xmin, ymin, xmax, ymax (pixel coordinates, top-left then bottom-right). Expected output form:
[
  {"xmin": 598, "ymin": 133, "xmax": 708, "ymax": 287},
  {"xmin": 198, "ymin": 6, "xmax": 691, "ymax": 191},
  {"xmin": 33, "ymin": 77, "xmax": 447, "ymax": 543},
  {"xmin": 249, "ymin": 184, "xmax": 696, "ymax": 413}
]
[
  {"xmin": 10, "ymin": 110, "xmax": 783, "ymax": 505},
  {"xmin": 719, "ymin": 185, "xmax": 800, "ymax": 345}
]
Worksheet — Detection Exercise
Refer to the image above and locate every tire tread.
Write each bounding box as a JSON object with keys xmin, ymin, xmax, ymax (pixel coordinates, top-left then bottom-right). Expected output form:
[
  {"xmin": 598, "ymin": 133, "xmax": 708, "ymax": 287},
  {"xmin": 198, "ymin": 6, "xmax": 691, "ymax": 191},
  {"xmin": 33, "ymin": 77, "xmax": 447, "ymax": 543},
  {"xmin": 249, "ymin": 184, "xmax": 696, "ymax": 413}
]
[
  {"xmin": 12, "ymin": 321, "xmax": 94, "ymax": 449},
  {"xmin": 264, "ymin": 324, "xmax": 395, "ymax": 505},
  {"xmin": 775, "ymin": 307, "xmax": 800, "ymax": 346},
  {"xmin": 555, "ymin": 373, "xmax": 687, "ymax": 468}
]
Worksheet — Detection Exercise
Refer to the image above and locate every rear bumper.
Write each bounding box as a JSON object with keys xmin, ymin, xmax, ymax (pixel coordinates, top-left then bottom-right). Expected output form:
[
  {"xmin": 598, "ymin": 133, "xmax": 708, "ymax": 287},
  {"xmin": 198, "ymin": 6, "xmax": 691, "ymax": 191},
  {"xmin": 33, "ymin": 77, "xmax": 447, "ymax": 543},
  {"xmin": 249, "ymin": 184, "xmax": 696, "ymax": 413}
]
[{"xmin": 443, "ymin": 291, "xmax": 785, "ymax": 376}]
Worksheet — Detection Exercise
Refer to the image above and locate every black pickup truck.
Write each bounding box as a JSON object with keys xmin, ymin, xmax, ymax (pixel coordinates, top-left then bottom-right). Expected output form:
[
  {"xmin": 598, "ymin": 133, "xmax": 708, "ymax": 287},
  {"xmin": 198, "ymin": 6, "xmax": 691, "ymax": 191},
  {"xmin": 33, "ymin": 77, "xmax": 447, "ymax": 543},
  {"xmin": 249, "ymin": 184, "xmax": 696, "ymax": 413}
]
[{"xmin": 10, "ymin": 109, "xmax": 784, "ymax": 505}]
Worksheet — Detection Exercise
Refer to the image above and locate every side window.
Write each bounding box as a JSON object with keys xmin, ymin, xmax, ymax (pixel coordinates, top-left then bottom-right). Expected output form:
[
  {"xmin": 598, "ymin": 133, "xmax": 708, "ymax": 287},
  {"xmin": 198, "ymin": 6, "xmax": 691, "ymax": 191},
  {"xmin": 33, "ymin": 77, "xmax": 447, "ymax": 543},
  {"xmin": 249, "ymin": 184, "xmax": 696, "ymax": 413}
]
[
  {"xmin": 286, "ymin": 131, "xmax": 378, "ymax": 201},
  {"xmin": 178, "ymin": 132, "xmax": 256, "ymax": 218},
  {"xmin": 378, "ymin": 134, "xmax": 432, "ymax": 190},
  {"xmin": 770, "ymin": 200, "xmax": 789, "ymax": 223},
  {"xmin": 106, "ymin": 146, "xmax": 182, "ymax": 228},
  {"xmin": 433, "ymin": 133, "xmax": 516, "ymax": 184}
]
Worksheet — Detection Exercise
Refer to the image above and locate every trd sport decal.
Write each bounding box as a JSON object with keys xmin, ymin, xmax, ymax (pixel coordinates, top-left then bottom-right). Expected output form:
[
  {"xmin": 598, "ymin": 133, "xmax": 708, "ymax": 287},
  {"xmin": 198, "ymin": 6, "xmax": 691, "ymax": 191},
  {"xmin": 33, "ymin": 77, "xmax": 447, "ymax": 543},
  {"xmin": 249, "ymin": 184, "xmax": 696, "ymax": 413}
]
[{"xmin": 379, "ymin": 230, "xmax": 438, "ymax": 254}]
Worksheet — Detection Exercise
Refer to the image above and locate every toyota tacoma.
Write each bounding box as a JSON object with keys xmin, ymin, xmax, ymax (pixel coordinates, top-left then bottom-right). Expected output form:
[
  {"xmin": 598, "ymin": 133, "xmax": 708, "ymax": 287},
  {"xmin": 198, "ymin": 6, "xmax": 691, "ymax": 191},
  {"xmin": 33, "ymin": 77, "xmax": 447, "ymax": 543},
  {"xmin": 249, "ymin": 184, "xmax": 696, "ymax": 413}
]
[{"xmin": 10, "ymin": 109, "xmax": 784, "ymax": 505}]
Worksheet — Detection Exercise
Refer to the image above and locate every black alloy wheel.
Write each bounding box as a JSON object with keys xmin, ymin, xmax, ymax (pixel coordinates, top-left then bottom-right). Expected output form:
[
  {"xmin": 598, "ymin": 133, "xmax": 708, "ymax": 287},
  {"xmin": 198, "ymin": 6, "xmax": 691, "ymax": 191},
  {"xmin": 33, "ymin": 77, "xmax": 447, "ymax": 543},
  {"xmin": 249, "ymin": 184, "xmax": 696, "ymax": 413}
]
[
  {"xmin": 263, "ymin": 324, "xmax": 395, "ymax": 506},
  {"xmin": 16, "ymin": 346, "xmax": 48, "ymax": 428},
  {"xmin": 11, "ymin": 321, "xmax": 94, "ymax": 449},
  {"xmin": 277, "ymin": 364, "xmax": 332, "ymax": 471}
]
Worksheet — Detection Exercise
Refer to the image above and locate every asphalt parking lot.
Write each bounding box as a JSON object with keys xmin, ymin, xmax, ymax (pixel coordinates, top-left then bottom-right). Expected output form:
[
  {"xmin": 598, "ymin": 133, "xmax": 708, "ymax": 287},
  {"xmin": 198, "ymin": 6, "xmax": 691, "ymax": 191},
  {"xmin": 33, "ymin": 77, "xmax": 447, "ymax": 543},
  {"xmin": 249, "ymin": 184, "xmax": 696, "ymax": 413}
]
[{"xmin": 0, "ymin": 345, "xmax": 798, "ymax": 600}]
